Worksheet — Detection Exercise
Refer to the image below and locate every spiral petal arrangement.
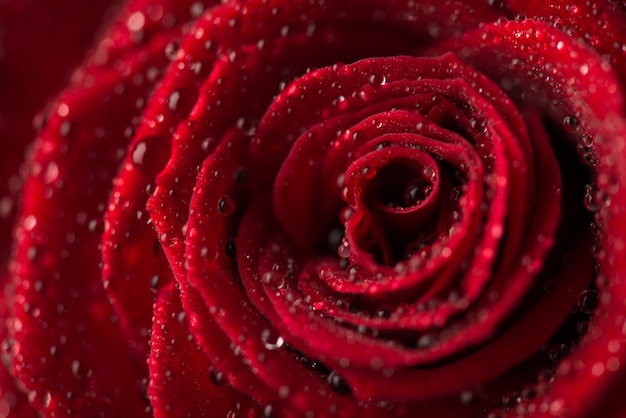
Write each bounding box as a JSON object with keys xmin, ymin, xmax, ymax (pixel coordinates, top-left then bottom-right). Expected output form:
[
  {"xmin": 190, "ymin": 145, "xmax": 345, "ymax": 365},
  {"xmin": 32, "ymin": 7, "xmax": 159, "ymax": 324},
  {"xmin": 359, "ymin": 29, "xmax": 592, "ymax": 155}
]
[{"xmin": 5, "ymin": 0, "xmax": 626, "ymax": 417}]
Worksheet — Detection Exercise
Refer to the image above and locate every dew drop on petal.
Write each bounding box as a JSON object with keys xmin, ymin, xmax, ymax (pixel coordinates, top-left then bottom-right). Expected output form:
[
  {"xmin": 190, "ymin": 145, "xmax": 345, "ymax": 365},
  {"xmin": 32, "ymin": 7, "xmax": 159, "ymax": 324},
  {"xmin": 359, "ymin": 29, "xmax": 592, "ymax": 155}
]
[
  {"xmin": 168, "ymin": 91, "xmax": 181, "ymax": 111},
  {"xmin": 217, "ymin": 196, "xmax": 236, "ymax": 215},
  {"xmin": 469, "ymin": 117, "xmax": 487, "ymax": 134},
  {"xmin": 225, "ymin": 239, "xmax": 237, "ymax": 258},
  {"xmin": 261, "ymin": 328, "xmax": 284, "ymax": 350},
  {"xmin": 548, "ymin": 343, "xmax": 570, "ymax": 363},
  {"xmin": 368, "ymin": 73, "xmax": 387, "ymax": 87},
  {"xmin": 236, "ymin": 117, "xmax": 257, "ymax": 136},
  {"xmin": 261, "ymin": 271, "xmax": 285, "ymax": 289},
  {"xmin": 578, "ymin": 289, "xmax": 599, "ymax": 314},
  {"xmin": 327, "ymin": 371, "xmax": 352, "ymax": 395},
  {"xmin": 127, "ymin": 11, "xmax": 145, "ymax": 32},
  {"xmin": 338, "ymin": 241, "xmax": 351, "ymax": 258},
  {"xmin": 263, "ymin": 404, "xmax": 275, "ymax": 418},
  {"xmin": 351, "ymin": 130, "xmax": 367, "ymax": 142},
  {"xmin": 581, "ymin": 135, "xmax": 594, "ymax": 148},
  {"xmin": 227, "ymin": 49, "xmax": 248, "ymax": 68},
  {"xmin": 583, "ymin": 184, "xmax": 600, "ymax": 212},
  {"xmin": 562, "ymin": 115, "xmax": 580, "ymax": 133},
  {"xmin": 131, "ymin": 135, "xmax": 171, "ymax": 177},
  {"xmin": 59, "ymin": 121, "xmax": 71, "ymax": 137},
  {"xmin": 150, "ymin": 274, "xmax": 160, "ymax": 291},
  {"xmin": 189, "ymin": 2, "xmax": 204, "ymax": 17},
  {"xmin": 422, "ymin": 165, "xmax": 436, "ymax": 180},
  {"xmin": 209, "ymin": 365, "xmax": 226, "ymax": 386},
  {"xmin": 327, "ymin": 227, "xmax": 344, "ymax": 252},
  {"xmin": 165, "ymin": 39, "xmax": 181, "ymax": 61},
  {"xmin": 404, "ymin": 179, "xmax": 430, "ymax": 206},
  {"xmin": 460, "ymin": 389, "xmax": 475, "ymax": 406},
  {"xmin": 576, "ymin": 320, "xmax": 590, "ymax": 335},
  {"xmin": 23, "ymin": 215, "xmax": 37, "ymax": 231}
]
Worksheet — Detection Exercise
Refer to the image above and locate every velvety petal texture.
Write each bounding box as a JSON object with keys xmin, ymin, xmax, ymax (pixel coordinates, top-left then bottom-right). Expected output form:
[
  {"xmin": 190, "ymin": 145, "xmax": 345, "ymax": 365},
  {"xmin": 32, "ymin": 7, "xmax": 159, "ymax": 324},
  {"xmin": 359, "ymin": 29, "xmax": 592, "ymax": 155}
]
[{"xmin": 3, "ymin": 0, "xmax": 626, "ymax": 417}]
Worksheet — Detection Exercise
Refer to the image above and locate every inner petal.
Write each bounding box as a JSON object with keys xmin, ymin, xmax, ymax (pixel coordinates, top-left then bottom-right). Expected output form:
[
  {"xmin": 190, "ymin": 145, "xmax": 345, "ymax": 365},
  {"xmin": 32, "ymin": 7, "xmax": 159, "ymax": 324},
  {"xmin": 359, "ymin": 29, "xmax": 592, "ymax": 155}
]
[{"xmin": 345, "ymin": 147, "xmax": 446, "ymax": 265}]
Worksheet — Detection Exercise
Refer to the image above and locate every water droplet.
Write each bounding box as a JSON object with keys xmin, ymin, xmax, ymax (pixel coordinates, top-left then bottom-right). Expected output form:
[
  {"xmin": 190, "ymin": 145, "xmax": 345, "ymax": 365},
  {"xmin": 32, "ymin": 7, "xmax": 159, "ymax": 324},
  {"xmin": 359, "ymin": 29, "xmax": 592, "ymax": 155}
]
[
  {"xmin": 336, "ymin": 173, "xmax": 346, "ymax": 190},
  {"xmin": 340, "ymin": 207, "xmax": 354, "ymax": 223},
  {"xmin": 227, "ymin": 49, "xmax": 248, "ymax": 68},
  {"xmin": 189, "ymin": 2, "xmax": 204, "ymax": 17},
  {"xmin": 41, "ymin": 391, "xmax": 51, "ymax": 408},
  {"xmin": 217, "ymin": 196, "xmax": 236, "ymax": 215},
  {"xmin": 261, "ymin": 328, "xmax": 284, "ymax": 350},
  {"xmin": 327, "ymin": 227, "xmax": 343, "ymax": 252},
  {"xmin": 165, "ymin": 39, "xmax": 181, "ymax": 61},
  {"xmin": 578, "ymin": 289, "xmax": 599, "ymax": 314},
  {"xmin": 423, "ymin": 166, "xmax": 436, "ymax": 181},
  {"xmin": 583, "ymin": 183, "xmax": 600, "ymax": 212},
  {"xmin": 71, "ymin": 359, "xmax": 89, "ymax": 379},
  {"xmin": 562, "ymin": 115, "xmax": 580, "ymax": 133},
  {"xmin": 576, "ymin": 320, "xmax": 590, "ymax": 335},
  {"xmin": 131, "ymin": 135, "xmax": 171, "ymax": 177},
  {"xmin": 548, "ymin": 343, "xmax": 570, "ymax": 363},
  {"xmin": 374, "ymin": 141, "xmax": 391, "ymax": 150},
  {"xmin": 199, "ymin": 137, "xmax": 213, "ymax": 152},
  {"xmin": 460, "ymin": 389, "xmax": 475, "ymax": 405},
  {"xmin": 233, "ymin": 167, "xmax": 247, "ymax": 183},
  {"xmin": 375, "ymin": 304, "xmax": 393, "ymax": 318},
  {"xmin": 236, "ymin": 117, "xmax": 257, "ymax": 136},
  {"xmin": 404, "ymin": 179, "xmax": 431, "ymax": 206},
  {"xmin": 351, "ymin": 130, "xmax": 367, "ymax": 142},
  {"xmin": 225, "ymin": 239, "xmax": 237, "ymax": 258},
  {"xmin": 59, "ymin": 121, "xmax": 72, "ymax": 137},
  {"xmin": 521, "ymin": 384, "xmax": 538, "ymax": 400},
  {"xmin": 261, "ymin": 271, "xmax": 285, "ymax": 289},
  {"xmin": 327, "ymin": 371, "xmax": 351, "ymax": 395},
  {"xmin": 32, "ymin": 111, "xmax": 48, "ymax": 132},
  {"xmin": 127, "ymin": 11, "xmax": 146, "ymax": 32},
  {"xmin": 501, "ymin": 391, "xmax": 521, "ymax": 407},
  {"xmin": 469, "ymin": 117, "xmax": 487, "ymax": 133},
  {"xmin": 278, "ymin": 385, "xmax": 290, "ymax": 398},
  {"xmin": 333, "ymin": 95, "xmax": 347, "ymax": 109},
  {"xmin": 338, "ymin": 241, "xmax": 351, "ymax": 258},
  {"xmin": 450, "ymin": 186, "xmax": 462, "ymax": 203},
  {"xmin": 29, "ymin": 390, "xmax": 51, "ymax": 409},
  {"xmin": 581, "ymin": 135, "xmax": 594, "ymax": 148},
  {"xmin": 167, "ymin": 87, "xmax": 196, "ymax": 118},
  {"xmin": 23, "ymin": 215, "xmax": 37, "ymax": 231},
  {"xmin": 332, "ymin": 63, "xmax": 346, "ymax": 73},
  {"xmin": 150, "ymin": 275, "xmax": 160, "ymax": 291},
  {"xmin": 209, "ymin": 365, "xmax": 226, "ymax": 386},
  {"xmin": 368, "ymin": 73, "xmax": 387, "ymax": 87}
]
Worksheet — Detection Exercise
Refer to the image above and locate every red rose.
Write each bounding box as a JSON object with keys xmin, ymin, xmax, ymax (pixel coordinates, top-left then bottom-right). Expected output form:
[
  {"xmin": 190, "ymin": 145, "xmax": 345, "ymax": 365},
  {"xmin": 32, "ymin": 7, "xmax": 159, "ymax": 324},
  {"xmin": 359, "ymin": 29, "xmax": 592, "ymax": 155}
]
[{"xmin": 3, "ymin": 0, "xmax": 626, "ymax": 417}]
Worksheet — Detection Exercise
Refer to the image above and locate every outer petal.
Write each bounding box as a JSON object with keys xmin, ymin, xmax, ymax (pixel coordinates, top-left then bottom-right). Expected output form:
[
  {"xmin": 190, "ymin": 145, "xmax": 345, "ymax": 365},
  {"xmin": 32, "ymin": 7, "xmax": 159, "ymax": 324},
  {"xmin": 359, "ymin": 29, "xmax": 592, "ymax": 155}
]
[
  {"xmin": 0, "ymin": 1, "xmax": 121, "ymax": 416},
  {"xmin": 148, "ymin": 282, "xmax": 264, "ymax": 418},
  {"xmin": 443, "ymin": 18, "xmax": 626, "ymax": 418},
  {"xmin": 0, "ymin": 0, "xmax": 121, "ymax": 267},
  {"xmin": 7, "ymin": 0, "xmax": 201, "ymax": 415}
]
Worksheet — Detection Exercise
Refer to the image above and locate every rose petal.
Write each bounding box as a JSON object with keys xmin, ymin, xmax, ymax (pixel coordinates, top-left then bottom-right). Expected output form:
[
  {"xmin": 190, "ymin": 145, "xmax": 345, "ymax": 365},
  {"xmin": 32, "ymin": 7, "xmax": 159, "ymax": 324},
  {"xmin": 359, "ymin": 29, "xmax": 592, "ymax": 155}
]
[
  {"xmin": 9, "ymin": 0, "xmax": 195, "ymax": 414},
  {"xmin": 444, "ymin": 18, "xmax": 626, "ymax": 417},
  {"xmin": 148, "ymin": 282, "xmax": 264, "ymax": 418}
]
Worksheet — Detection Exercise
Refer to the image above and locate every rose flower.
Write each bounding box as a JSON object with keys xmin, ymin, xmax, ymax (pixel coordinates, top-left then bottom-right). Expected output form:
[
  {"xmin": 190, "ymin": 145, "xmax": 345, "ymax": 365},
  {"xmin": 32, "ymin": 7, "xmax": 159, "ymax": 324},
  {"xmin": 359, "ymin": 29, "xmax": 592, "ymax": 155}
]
[{"xmin": 2, "ymin": 0, "xmax": 626, "ymax": 417}]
